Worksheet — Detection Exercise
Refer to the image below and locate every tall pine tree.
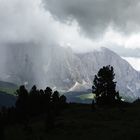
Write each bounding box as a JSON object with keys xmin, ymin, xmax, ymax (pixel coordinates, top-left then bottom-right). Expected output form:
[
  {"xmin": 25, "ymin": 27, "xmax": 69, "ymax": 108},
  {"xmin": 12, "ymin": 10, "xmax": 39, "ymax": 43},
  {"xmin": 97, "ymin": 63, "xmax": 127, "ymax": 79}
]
[{"xmin": 92, "ymin": 65, "xmax": 120, "ymax": 105}]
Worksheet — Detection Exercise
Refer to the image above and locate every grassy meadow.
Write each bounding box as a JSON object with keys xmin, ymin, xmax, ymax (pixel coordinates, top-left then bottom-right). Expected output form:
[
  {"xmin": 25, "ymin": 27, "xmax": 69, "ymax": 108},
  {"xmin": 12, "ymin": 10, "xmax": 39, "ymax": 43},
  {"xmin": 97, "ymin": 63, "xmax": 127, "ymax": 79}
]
[{"xmin": 4, "ymin": 103, "xmax": 140, "ymax": 140}]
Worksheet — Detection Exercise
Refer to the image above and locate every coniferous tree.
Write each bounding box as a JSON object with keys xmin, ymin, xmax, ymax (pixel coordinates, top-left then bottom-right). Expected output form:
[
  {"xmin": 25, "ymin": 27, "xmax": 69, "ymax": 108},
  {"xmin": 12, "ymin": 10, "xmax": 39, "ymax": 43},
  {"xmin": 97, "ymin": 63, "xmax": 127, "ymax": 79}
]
[
  {"xmin": 15, "ymin": 85, "xmax": 29, "ymax": 122},
  {"xmin": 14, "ymin": 85, "xmax": 67, "ymax": 130},
  {"xmin": 92, "ymin": 65, "xmax": 120, "ymax": 105}
]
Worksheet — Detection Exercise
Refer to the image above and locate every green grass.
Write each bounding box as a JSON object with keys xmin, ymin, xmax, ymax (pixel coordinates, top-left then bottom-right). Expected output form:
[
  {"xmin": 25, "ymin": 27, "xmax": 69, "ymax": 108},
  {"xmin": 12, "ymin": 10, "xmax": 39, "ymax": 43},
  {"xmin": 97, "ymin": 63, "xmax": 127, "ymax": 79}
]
[
  {"xmin": 0, "ymin": 87, "xmax": 17, "ymax": 95},
  {"xmin": 4, "ymin": 103, "xmax": 140, "ymax": 140},
  {"xmin": 78, "ymin": 93, "xmax": 94, "ymax": 100}
]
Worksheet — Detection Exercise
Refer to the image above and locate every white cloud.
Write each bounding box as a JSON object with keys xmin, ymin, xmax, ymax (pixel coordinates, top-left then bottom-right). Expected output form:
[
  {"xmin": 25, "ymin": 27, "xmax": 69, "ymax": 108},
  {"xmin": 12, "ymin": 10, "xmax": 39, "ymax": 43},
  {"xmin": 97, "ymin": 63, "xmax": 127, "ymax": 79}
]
[
  {"xmin": 1, "ymin": 0, "xmax": 140, "ymax": 53},
  {"xmin": 123, "ymin": 57, "xmax": 140, "ymax": 71},
  {"xmin": 0, "ymin": 0, "xmax": 102, "ymax": 52},
  {"xmin": 0, "ymin": 0, "xmax": 63, "ymax": 45},
  {"xmin": 101, "ymin": 28, "xmax": 140, "ymax": 50},
  {"xmin": 125, "ymin": 34, "xmax": 140, "ymax": 48}
]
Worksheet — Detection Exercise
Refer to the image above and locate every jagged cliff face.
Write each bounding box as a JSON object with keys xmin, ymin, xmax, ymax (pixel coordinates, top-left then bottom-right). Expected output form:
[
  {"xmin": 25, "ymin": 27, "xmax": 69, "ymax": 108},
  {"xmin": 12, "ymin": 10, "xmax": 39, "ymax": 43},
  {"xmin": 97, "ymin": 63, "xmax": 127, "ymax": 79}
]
[
  {"xmin": 77, "ymin": 48, "xmax": 140, "ymax": 99},
  {"xmin": 43, "ymin": 47, "xmax": 140, "ymax": 100},
  {"xmin": 2, "ymin": 44, "xmax": 140, "ymax": 100}
]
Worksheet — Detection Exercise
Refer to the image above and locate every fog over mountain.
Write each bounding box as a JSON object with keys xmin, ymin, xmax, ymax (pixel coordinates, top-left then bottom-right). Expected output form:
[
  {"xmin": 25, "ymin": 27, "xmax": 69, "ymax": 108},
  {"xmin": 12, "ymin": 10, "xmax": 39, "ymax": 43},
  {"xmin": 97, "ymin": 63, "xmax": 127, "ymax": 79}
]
[
  {"xmin": 0, "ymin": 44, "xmax": 139, "ymax": 101},
  {"xmin": 42, "ymin": 46, "xmax": 140, "ymax": 101},
  {"xmin": 0, "ymin": 0, "xmax": 140, "ymax": 101}
]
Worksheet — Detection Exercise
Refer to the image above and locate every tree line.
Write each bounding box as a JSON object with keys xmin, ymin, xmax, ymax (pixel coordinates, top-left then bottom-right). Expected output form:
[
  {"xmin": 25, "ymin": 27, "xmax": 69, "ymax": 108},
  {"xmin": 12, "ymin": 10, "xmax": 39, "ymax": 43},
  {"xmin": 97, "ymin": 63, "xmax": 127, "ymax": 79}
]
[
  {"xmin": 0, "ymin": 65, "xmax": 132, "ymax": 139},
  {"xmin": 92, "ymin": 65, "xmax": 126, "ymax": 107},
  {"xmin": 0, "ymin": 85, "xmax": 67, "ymax": 139}
]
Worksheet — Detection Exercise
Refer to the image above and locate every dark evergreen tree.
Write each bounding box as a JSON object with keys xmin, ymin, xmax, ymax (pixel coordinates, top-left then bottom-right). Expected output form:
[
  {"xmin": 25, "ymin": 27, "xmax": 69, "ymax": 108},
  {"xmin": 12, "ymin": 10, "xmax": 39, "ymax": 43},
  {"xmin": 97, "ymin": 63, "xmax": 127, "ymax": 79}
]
[
  {"xmin": 0, "ymin": 113, "xmax": 4, "ymax": 140},
  {"xmin": 91, "ymin": 100, "xmax": 95, "ymax": 111},
  {"xmin": 15, "ymin": 85, "xmax": 29, "ymax": 122},
  {"xmin": 59, "ymin": 95, "xmax": 67, "ymax": 104},
  {"xmin": 92, "ymin": 65, "xmax": 120, "ymax": 105},
  {"xmin": 52, "ymin": 91, "xmax": 59, "ymax": 104},
  {"xmin": 12, "ymin": 85, "xmax": 67, "ymax": 130},
  {"xmin": 59, "ymin": 95, "xmax": 67, "ymax": 109}
]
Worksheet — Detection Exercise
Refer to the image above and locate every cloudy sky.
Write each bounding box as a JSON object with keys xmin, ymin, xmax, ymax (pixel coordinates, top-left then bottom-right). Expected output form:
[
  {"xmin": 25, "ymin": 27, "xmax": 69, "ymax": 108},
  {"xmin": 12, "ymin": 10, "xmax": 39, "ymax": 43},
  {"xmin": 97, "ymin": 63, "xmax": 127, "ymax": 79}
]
[{"xmin": 1, "ymin": 0, "xmax": 140, "ymax": 70}]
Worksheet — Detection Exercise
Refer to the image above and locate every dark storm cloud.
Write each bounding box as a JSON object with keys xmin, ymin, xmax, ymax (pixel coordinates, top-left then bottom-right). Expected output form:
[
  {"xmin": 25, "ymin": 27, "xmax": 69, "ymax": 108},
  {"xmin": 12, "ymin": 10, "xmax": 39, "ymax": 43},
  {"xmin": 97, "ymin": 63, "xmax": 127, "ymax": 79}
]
[{"xmin": 43, "ymin": 0, "xmax": 140, "ymax": 37}]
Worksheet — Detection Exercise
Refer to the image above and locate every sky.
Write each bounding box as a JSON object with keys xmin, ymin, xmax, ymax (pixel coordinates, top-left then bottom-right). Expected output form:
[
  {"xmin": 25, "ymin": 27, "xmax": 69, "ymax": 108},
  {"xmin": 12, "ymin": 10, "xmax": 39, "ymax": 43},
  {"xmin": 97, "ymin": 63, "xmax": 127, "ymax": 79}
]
[{"xmin": 1, "ymin": 0, "xmax": 140, "ymax": 70}]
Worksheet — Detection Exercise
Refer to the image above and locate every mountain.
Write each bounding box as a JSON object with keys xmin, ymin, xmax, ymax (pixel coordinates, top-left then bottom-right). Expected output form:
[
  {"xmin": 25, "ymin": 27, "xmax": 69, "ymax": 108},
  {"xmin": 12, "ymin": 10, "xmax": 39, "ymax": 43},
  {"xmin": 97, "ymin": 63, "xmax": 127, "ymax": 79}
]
[
  {"xmin": 0, "ymin": 81, "xmax": 17, "ymax": 89},
  {"xmin": 43, "ymin": 46, "xmax": 140, "ymax": 101},
  {"xmin": 0, "ymin": 91, "xmax": 16, "ymax": 107},
  {"xmin": 0, "ymin": 81, "xmax": 17, "ymax": 107},
  {"xmin": 2, "ymin": 44, "xmax": 140, "ymax": 101},
  {"xmin": 0, "ymin": 81, "xmax": 18, "ymax": 95}
]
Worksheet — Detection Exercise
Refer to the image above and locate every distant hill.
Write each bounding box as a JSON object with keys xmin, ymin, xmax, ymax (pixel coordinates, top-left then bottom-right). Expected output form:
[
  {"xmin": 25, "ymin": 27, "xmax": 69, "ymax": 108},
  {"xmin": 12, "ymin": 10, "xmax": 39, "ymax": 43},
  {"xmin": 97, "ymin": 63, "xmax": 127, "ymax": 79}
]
[
  {"xmin": 64, "ymin": 90, "xmax": 93, "ymax": 104},
  {"xmin": 42, "ymin": 46, "xmax": 140, "ymax": 101},
  {"xmin": 0, "ymin": 81, "xmax": 17, "ymax": 88},
  {"xmin": 0, "ymin": 91, "xmax": 16, "ymax": 107},
  {"xmin": 0, "ymin": 81, "xmax": 18, "ymax": 95},
  {"xmin": 2, "ymin": 45, "xmax": 140, "ymax": 101},
  {"xmin": 0, "ymin": 81, "xmax": 17, "ymax": 107}
]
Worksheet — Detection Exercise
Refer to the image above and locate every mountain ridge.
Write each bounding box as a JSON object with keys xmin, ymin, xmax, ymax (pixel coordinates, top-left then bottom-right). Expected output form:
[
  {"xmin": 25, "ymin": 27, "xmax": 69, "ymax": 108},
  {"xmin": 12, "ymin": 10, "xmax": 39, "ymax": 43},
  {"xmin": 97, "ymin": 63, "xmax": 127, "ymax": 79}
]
[
  {"xmin": 43, "ymin": 46, "xmax": 140, "ymax": 101},
  {"xmin": 1, "ymin": 45, "xmax": 140, "ymax": 101}
]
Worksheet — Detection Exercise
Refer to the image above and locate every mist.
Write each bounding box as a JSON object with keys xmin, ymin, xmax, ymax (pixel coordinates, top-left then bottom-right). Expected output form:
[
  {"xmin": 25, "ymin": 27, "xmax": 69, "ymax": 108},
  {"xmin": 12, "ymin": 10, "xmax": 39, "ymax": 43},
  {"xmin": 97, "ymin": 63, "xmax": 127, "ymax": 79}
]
[
  {"xmin": 0, "ymin": 0, "xmax": 54, "ymax": 87},
  {"xmin": 1, "ymin": 0, "xmax": 140, "ymax": 87},
  {"xmin": 0, "ymin": 0, "xmax": 104, "ymax": 87}
]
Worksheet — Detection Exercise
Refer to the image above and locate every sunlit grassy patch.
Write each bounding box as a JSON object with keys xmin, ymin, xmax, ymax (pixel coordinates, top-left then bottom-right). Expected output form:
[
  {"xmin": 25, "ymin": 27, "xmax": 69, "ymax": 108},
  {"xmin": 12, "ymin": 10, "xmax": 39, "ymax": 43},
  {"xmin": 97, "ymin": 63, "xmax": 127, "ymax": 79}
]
[
  {"xmin": 77, "ymin": 93, "xmax": 95, "ymax": 100},
  {"xmin": 0, "ymin": 87, "xmax": 17, "ymax": 96}
]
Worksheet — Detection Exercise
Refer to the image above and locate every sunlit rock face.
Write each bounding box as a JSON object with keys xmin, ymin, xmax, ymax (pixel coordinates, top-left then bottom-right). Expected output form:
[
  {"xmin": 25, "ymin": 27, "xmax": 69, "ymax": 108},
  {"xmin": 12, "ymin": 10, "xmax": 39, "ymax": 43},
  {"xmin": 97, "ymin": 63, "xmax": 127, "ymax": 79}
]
[
  {"xmin": 43, "ymin": 46, "xmax": 140, "ymax": 100},
  {"xmin": 1, "ymin": 44, "xmax": 140, "ymax": 100},
  {"xmin": 76, "ymin": 48, "xmax": 140, "ymax": 100},
  {"xmin": 42, "ymin": 46, "xmax": 140, "ymax": 100}
]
